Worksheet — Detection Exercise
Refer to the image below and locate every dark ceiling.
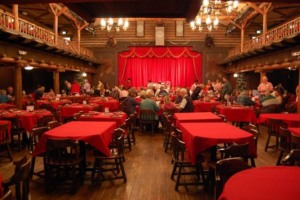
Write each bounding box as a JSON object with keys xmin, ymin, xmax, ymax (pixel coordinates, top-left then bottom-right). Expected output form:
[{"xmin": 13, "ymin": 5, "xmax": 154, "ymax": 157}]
[{"xmin": 2, "ymin": 0, "xmax": 300, "ymax": 23}]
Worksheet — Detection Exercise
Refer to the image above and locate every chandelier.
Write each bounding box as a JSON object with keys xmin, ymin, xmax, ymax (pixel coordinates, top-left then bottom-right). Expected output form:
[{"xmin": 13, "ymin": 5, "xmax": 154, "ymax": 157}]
[
  {"xmin": 100, "ymin": 18, "xmax": 129, "ymax": 32},
  {"xmin": 190, "ymin": 0, "xmax": 239, "ymax": 32}
]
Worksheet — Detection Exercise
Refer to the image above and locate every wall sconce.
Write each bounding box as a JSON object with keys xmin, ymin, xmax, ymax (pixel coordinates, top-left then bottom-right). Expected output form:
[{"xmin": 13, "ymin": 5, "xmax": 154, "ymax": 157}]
[
  {"xmin": 233, "ymin": 72, "xmax": 239, "ymax": 78},
  {"xmin": 24, "ymin": 65, "xmax": 33, "ymax": 70},
  {"xmin": 82, "ymin": 72, "xmax": 87, "ymax": 77}
]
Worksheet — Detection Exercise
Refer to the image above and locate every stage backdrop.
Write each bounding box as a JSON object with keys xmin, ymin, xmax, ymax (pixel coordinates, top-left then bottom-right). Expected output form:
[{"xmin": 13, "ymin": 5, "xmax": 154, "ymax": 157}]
[{"xmin": 118, "ymin": 46, "xmax": 202, "ymax": 88}]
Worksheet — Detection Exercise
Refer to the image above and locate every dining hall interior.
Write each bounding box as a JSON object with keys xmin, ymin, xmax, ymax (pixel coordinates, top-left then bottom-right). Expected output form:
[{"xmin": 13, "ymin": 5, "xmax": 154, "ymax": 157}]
[{"xmin": 0, "ymin": 0, "xmax": 300, "ymax": 199}]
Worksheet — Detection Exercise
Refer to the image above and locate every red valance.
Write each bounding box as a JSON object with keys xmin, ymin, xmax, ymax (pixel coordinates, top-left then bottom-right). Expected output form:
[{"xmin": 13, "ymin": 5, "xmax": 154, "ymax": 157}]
[{"xmin": 118, "ymin": 46, "xmax": 202, "ymax": 88}]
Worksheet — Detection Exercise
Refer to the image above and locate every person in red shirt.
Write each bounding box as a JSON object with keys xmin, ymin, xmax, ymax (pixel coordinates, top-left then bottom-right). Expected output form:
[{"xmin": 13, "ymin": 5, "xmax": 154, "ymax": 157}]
[{"xmin": 71, "ymin": 80, "xmax": 81, "ymax": 95}]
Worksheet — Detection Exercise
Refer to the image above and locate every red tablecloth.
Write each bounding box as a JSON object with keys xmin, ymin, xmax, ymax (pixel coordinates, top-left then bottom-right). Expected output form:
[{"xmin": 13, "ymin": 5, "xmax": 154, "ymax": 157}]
[
  {"xmin": 36, "ymin": 99, "xmax": 72, "ymax": 110},
  {"xmin": 193, "ymin": 100, "xmax": 221, "ymax": 112},
  {"xmin": 258, "ymin": 113, "xmax": 300, "ymax": 127},
  {"xmin": 33, "ymin": 121, "xmax": 116, "ymax": 157},
  {"xmin": 89, "ymin": 98, "xmax": 119, "ymax": 111},
  {"xmin": 78, "ymin": 112, "xmax": 127, "ymax": 126},
  {"xmin": 60, "ymin": 95, "xmax": 90, "ymax": 103},
  {"xmin": 0, "ymin": 120, "xmax": 12, "ymax": 138},
  {"xmin": 0, "ymin": 110, "xmax": 53, "ymax": 132},
  {"xmin": 219, "ymin": 166, "xmax": 300, "ymax": 200},
  {"xmin": 179, "ymin": 122, "xmax": 256, "ymax": 164},
  {"xmin": 174, "ymin": 112, "xmax": 222, "ymax": 126},
  {"xmin": 288, "ymin": 127, "xmax": 300, "ymax": 137},
  {"xmin": 0, "ymin": 103, "xmax": 15, "ymax": 110},
  {"xmin": 60, "ymin": 104, "xmax": 98, "ymax": 119},
  {"xmin": 216, "ymin": 105, "xmax": 257, "ymax": 124}
]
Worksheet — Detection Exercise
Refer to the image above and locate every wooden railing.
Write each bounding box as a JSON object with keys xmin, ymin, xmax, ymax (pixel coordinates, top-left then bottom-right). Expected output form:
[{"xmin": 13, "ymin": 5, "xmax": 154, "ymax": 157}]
[
  {"xmin": 0, "ymin": 10, "xmax": 95, "ymax": 61},
  {"xmin": 228, "ymin": 16, "xmax": 300, "ymax": 58}
]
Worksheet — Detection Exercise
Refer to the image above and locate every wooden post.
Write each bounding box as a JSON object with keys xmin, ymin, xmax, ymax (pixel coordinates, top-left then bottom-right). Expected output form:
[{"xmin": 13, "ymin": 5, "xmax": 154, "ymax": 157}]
[
  {"xmin": 262, "ymin": 12, "xmax": 267, "ymax": 45},
  {"xmin": 298, "ymin": 69, "xmax": 300, "ymax": 113},
  {"xmin": 241, "ymin": 25, "xmax": 245, "ymax": 53},
  {"xmin": 12, "ymin": 4, "xmax": 19, "ymax": 31},
  {"xmin": 77, "ymin": 28, "xmax": 81, "ymax": 54},
  {"xmin": 53, "ymin": 70, "xmax": 60, "ymax": 94},
  {"xmin": 54, "ymin": 14, "xmax": 58, "ymax": 45},
  {"xmin": 14, "ymin": 65, "xmax": 22, "ymax": 109}
]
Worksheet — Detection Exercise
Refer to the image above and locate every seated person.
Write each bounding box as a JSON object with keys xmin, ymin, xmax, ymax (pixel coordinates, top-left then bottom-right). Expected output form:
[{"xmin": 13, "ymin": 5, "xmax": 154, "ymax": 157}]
[
  {"xmin": 163, "ymin": 95, "xmax": 175, "ymax": 110},
  {"xmin": 0, "ymin": 89, "xmax": 9, "ymax": 103},
  {"xmin": 237, "ymin": 90, "xmax": 255, "ymax": 106},
  {"xmin": 174, "ymin": 87, "xmax": 183, "ymax": 104},
  {"xmin": 140, "ymin": 89, "xmax": 160, "ymax": 131},
  {"xmin": 122, "ymin": 88, "xmax": 140, "ymax": 115},
  {"xmin": 157, "ymin": 86, "xmax": 169, "ymax": 97},
  {"xmin": 260, "ymin": 91, "xmax": 279, "ymax": 107},
  {"xmin": 175, "ymin": 88, "xmax": 194, "ymax": 112}
]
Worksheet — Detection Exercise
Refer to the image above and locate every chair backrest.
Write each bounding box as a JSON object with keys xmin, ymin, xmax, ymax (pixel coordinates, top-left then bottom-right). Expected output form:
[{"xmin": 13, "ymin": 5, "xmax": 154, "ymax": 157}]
[
  {"xmin": 3, "ymin": 156, "xmax": 31, "ymax": 200},
  {"xmin": 268, "ymin": 119, "xmax": 286, "ymax": 135},
  {"xmin": 216, "ymin": 113, "xmax": 227, "ymax": 122},
  {"xmin": 241, "ymin": 124, "xmax": 259, "ymax": 146},
  {"xmin": 129, "ymin": 113, "xmax": 138, "ymax": 129},
  {"xmin": 281, "ymin": 149, "xmax": 300, "ymax": 166},
  {"xmin": 139, "ymin": 109, "xmax": 156, "ymax": 121},
  {"xmin": 30, "ymin": 126, "xmax": 48, "ymax": 151},
  {"xmin": 170, "ymin": 125, "xmax": 182, "ymax": 140},
  {"xmin": 171, "ymin": 133, "xmax": 186, "ymax": 162},
  {"xmin": 278, "ymin": 127, "xmax": 292, "ymax": 151},
  {"xmin": 47, "ymin": 120, "xmax": 60, "ymax": 130},
  {"xmin": 215, "ymin": 157, "xmax": 251, "ymax": 198},
  {"xmin": 39, "ymin": 104, "xmax": 54, "ymax": 113},
  {"xmin": 45, "ymin": 138, "xmax": 80, "ymax": 165},
  {"xmin": 93, "ymin": 105, "xmax": 103, "ymax": 112},
  {"xmin": 164, "ymin": 108, "xmax": 176, "ymax": 116},
  {"xmin": 0, "ymin": 123, "xmax": 9, "ymax": 143},
  {"xmin": 291, "ymin": 133, "xmax": 300, "ymax": 149},
  {"xmin": 222, "ymin": 143, "xmax": 249, "ymax": 162},
  {"xmin": 36, "ymin": 115, "xmax": 54, "ymax": 127},
  {"xmin": 110, "ymin": 128, "xmax": 125, "ymax": 156}
]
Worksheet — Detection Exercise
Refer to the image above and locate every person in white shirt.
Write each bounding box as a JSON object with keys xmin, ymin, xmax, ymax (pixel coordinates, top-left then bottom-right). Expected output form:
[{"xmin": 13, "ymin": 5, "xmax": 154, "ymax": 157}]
[
  {"xmin": 83, "ymin": 79, "xmax": 91, "ymax": 94},
  {"xmin": 189, "ymin": 80, "xmax": 198, "ymax": 95}
]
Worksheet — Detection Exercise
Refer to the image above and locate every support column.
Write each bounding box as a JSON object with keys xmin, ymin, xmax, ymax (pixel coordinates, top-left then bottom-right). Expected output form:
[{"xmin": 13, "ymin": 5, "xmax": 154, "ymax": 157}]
[
  {"xmin": 241, "ymin": 25, "xmax": 245, "ymax": 53},
  {"xmin": 298, "ymin": 69, "xmax": 300, "ymax": 113},
  {"xmin": 53, "ymin": 70, "xmax": 60, "ymax": 94},
  {"xmin": 14, "ymin": 65, "xmax": 22, "ymax": 109},
  {"xmin": 54, "ymin": 15, "xmax": 58, "ymax": 45},
  {"xmin": 77, "ymin": 29, "xmax": 81, "ymax": 54},
  {"xmin": 12, "ymin": 4, "xmax": 19, "ymax": 31}
]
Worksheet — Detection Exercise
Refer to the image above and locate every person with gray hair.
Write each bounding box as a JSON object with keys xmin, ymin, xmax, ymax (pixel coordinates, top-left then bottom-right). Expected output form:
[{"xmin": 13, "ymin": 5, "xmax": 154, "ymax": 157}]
[
  {"xmin": 237, "ymin": 90, "xmax": 255, "ymax": 106},
  {"xmin": 140, "ymin": 89, "xmax": 160, "ymax": 132},
  {"xmin": 122, "ymin": 88, "xmax": 140, "ymax": 115},
  {"xmin": 175, "ymin": 88, "xmax": 194, "ymax": 112}
]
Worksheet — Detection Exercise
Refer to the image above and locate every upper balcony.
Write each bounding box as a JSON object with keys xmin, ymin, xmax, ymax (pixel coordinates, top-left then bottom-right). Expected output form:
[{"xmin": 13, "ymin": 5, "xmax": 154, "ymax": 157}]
[
  {"xmin": 0, "ymin": 9, "xmax": 95, "ymax": 62},
  {"xmin": 226, "ymin": 16, "xmax": 300, "ymax": 63}
]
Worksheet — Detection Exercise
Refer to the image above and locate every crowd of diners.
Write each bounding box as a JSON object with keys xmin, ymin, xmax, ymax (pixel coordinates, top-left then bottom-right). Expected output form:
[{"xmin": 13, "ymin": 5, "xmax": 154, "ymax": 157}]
[{"xmin": 0, "ymin": 75, "xmax": 299, "ymax": 115}]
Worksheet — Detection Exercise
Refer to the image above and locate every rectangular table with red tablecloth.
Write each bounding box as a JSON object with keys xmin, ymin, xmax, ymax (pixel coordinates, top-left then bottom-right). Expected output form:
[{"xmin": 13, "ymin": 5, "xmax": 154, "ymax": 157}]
[
  {"xmin": 174, "ymin": 112, "xmax": 222, "ymax": 126},
  {"xmin": 258, "ymin": 113, "xmax": 300, "ymax": 127},
  {"xmin": 216, "ymin": 105, "xmax": 257, "ymax": 124},
  {"xmin": 78, "ymin": 112, "xmax": 127, "ymax": 126},
  {"xmin": 179, "ymin": 122, "xmax": 256, "ymax": 164}
]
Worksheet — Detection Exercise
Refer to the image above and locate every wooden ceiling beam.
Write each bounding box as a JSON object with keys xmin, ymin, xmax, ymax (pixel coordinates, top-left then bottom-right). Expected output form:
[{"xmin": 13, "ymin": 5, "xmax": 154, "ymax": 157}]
[{"xmin": 247, "ymin": 2, "xmax": 264, "ymax": 15}]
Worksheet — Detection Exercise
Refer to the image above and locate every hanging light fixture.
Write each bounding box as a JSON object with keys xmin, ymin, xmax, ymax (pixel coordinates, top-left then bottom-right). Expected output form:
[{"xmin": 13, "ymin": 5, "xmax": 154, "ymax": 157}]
[
  {"xmin": 190, "ymin": 0, "xmax": 239, "ymax": 32},
  {"xmin": 100, "ymin": 18, "xmax": 129, "ymax": 32},
  {"xmin": 24, "ymin": 65, "xmax": 33, "ymax": 70}
]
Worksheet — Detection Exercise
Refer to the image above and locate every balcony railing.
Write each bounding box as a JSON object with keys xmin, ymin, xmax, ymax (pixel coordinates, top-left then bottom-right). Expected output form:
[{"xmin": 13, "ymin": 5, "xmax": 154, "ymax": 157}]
[
  {"xmin": 228, "ymin": 16, "xmax": 300, "ymax": 59},
  {"xmin": 0, "ymin": 10, "xmax": 95, "ymax": 61}
]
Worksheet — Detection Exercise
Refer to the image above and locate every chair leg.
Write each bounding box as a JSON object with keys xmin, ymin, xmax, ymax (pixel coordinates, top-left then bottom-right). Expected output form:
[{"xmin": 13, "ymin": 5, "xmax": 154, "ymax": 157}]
[
  {"xmin": 6, "ymin": 143, "xmax": 13, "ymax": 161},
  {"xmin": 175, "ymin": 164, "xmax": 182, "ymax": 191},
  {"xmin": 118, "ymin": 157, "xmax": 127, "ymax": 183},
  {"xmin": 171, "ymin": 162, "xmax": 178, "ymax": 180},
  {"xmin": 264, "ymin": 134, "xmax": 271, "ymax": 152},
  {"xmin": 30, "ymin": 157, "xmax": 36, "ymax": 179},
  {"xmin": 250, "ymin": 158, "xmax": 256, "ymax": 167},
  {"xmin": 276, "ymin": 151, "xmax": 284, "ymax": 166}
]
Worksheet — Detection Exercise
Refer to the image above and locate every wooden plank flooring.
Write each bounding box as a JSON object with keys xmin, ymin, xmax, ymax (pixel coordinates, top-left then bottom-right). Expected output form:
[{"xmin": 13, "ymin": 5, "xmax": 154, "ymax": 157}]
[{"xmin": 0, "ymin": 124, "xmax": 279, "ymax": 200}]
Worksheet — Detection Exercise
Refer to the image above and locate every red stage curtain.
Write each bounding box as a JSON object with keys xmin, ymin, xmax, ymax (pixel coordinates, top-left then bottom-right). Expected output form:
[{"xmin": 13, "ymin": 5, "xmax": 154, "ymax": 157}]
[{"xmin": 118, "ymin": 46, "xmax": 202, "ymax": 88}]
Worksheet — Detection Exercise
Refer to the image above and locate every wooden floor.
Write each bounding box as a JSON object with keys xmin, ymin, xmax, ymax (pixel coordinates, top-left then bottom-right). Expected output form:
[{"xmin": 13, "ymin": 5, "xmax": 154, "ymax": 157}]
[{"xmin": 1, "ymin": 124, "xmax": 279, "ymax": 200}]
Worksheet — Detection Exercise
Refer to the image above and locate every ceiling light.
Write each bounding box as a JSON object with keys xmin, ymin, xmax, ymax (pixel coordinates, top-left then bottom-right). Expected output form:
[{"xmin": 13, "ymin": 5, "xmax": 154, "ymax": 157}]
[
  {"xmin": 61, "ymin": 30, "xmax": 67, "ymax": 35},
  {"xmin": 256, "ymin": 30, "xmax": 261, "ymax": 34},
  {"xmin": 82, "ymin": 72, "xmax": 87, "ymax": 77},
  {"xmin": 100, "ymin": 18, "xmax": 129, "ymax": 32},
  {"xmin": 233, "ymin": 72, "xmax": 239, "ymax": 78},
  {"xmin": 24, "ymin": 65, "xmax": 33, "ymax": 70}
]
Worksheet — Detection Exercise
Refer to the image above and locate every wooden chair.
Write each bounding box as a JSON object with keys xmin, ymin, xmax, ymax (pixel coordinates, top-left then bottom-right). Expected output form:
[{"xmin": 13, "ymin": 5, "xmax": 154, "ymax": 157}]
[
  {"xmin": 215, "ymin": 158, "xmax": 251, "ymax": 199},
  {"xmin": 0, "ymin": 123, "xmax": 13, "ymax": 161},
  {"xmin": 163, "ymin": 115, "xmax": 175, "ymax": 153},
  {"xmin": 241, "ymin": 124, "xmax": 260, "ymax": 167},
  {"xmin": 276, "ymin": 127, "xmax": 292, "ymax": 165},
  {"xmin": 72, "ymin": 112, "xmax": 82, "ymax": 121},
  {"xmin": 281, "ymin": 149, "xmax": 300, "ymax": 166},
  {"xmin": 2, "ymin": 155, "xmax": 31, "ymax": 200},
  {"xmin": 265, "ymin": 119, "xmax": 286, "ymax": 152},
  {"xmin": 129, "ymin": 113, "xmax": 138, "ymax": 145},
  {"xmin": 170, "ymin": 133, "xmax": 206, "ymax": 191},
  {"xmin": 3, "ymin": 118, "xmax": 27, "ymax": 151},
  {"xmin": 29, "ymin": 126, "xmax": 48, "ymax": 179},
  {"xmin": 291, "ymin": 132, "xmax": 300, "ymax": 149},
  {"xmin": 36, "ymin": 115, "xmax": 53, "ymax": 127},
  {"xmin": 39, "ymin": 104, "xmax": 54, "ymax": 114},
  {"xmin": 139, "ymin": 109, "xmax": 157, "ymax": 134},
  {"xmin": 44, "ymin": 138, "xmax": 84, "ymax": 194},
  {"xmin": 47, "ymin": 120, "xmax": 60, "ymax": 130},
  {"xmin": 91, "ymin": 128, "xmax": 127, "ymax": 184},
  {"xmin": 120, "ymin": 118, "xmax": 132, "ymax": 151},
  {"xmin": 216, "ymin": 113, "xmax": 227, "ymax": 122}
]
